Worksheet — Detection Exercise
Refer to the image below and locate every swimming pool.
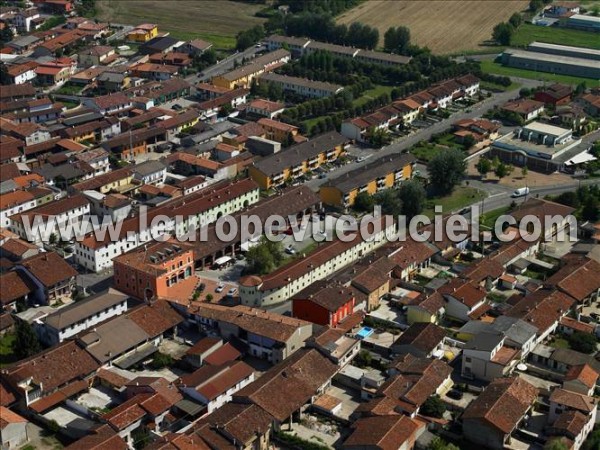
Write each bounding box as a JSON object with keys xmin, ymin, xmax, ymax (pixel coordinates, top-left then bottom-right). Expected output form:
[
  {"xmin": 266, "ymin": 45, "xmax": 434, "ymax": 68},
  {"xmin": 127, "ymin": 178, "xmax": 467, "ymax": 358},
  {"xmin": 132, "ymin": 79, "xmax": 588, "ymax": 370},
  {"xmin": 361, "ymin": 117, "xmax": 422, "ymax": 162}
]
[{"xmin": 356, "ymin": 326, "xmax": 374, "ymax": 339}]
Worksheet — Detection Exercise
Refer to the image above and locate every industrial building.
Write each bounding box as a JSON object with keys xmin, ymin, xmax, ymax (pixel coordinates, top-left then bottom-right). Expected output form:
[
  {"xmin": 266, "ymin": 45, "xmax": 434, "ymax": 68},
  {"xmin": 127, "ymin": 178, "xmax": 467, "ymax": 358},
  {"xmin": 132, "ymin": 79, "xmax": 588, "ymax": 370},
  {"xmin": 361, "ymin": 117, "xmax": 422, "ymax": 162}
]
[{"xmin": 500, "ymin": 47, "xmax": 600, "ymax": 80}]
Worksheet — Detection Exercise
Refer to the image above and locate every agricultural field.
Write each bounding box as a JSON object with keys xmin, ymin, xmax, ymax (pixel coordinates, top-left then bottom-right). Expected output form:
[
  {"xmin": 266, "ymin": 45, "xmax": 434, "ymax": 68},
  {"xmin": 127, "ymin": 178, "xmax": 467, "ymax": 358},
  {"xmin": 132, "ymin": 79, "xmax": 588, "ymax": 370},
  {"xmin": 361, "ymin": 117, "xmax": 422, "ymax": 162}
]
[
  {"xmin": 97, "ymin": 0, "xmax": 266, "ymax": 49},
  {"xmin": 337, "ymin": 0, "xmax": 529, "ymax": 54}
]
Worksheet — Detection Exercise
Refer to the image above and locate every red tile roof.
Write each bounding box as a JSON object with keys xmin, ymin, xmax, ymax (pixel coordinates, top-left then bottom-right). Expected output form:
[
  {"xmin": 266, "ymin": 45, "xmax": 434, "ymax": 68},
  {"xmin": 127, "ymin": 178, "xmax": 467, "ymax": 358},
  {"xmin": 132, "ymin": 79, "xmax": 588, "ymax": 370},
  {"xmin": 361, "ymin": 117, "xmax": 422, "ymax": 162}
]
[
  {"xmin": 564, "ymin": 364, "xmax": 599, "ymax": 390},
  {"xmin": 463, "ymin": 376, "xmax": 538, "ymax": 434}
]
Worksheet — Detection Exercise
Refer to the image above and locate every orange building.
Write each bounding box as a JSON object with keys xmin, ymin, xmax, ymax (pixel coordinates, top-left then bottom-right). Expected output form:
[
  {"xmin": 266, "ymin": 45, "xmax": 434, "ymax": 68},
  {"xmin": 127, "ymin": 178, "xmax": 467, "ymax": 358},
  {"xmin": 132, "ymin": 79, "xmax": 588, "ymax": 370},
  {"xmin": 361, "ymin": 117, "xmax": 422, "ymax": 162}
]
[{"xmin": 113, "ymin": 239, "xmax": 195, "ymax": 300}]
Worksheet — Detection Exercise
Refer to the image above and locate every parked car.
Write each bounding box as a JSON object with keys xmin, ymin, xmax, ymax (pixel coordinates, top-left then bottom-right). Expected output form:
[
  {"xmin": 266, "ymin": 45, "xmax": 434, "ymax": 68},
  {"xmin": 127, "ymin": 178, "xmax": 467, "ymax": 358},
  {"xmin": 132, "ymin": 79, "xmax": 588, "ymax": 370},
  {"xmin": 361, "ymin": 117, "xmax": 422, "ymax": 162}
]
[
  {"xmin": 446, "ymin": 389, "xmax": 463, "ymax": 400},
  {"xmin": 285, "ymin": 245, "xmax": 296, "ymax": 255},
  {"xmin": 356, "ymin": 156, "xmax": 366, "ymax": 163},
  {"xmin": 215, "ymin": 283, "xmax": 224, "ymax": 293},
  {"xmin": 197, "ymin": 283, "xmax": 206, "ymax": 293},
  {"xmin": 227, "ymin": 288, "xmax": 238, "ymax": 297}
]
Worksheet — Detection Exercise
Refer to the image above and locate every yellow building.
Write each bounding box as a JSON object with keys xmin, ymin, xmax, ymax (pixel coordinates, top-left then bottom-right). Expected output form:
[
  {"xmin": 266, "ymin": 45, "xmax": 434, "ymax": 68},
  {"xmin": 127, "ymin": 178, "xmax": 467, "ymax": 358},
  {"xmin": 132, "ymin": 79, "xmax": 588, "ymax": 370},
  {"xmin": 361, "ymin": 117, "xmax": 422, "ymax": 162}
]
[
  {"xmin": 211, "ymin": 49, "xmax": 290, "ymax": 90},
  {"xmin": 257, "ymin": 118, "xmax": 298, "ymax": 143},
  {"xmin": 320, "ymin": 153, "xmax": 416, "ymax": 209},
  {"xmin": 406, "ymin": 292, "xmax": 445, "ymax": 325},
  {"xmin": 248, "ymin": 131, "xmax": 347, "ymax": 190},
  {"xmin": 127, "ymin": 23, "xmax": 158, "ymax": 43}
]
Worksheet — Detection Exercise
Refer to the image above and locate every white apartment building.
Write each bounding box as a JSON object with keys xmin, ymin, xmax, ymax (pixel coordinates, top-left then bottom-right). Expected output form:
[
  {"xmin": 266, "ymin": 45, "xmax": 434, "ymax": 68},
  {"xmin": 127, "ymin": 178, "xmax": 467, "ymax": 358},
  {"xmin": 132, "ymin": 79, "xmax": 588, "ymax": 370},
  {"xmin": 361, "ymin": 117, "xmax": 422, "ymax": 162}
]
[
  {"xmin": 9, "ymin": 194, "xmax": 91, "ymax": 244},
  {"xmin": 259, "ymin": 73, "xmax": 344, "ymax": 99},
  {"xmin": 1, "ymin": 192, "xmax": 38, "ymax": 228},
  {"xmin": 37, "ymin": 290, "xmax": 128, "ymax": 346},
  {"xmin": 74, "ymin": 179, "xmax": 260, "ymax": 272},
  {"xmin": 239, "ymin": 217, "xmax": 397, "ymax": 307}
]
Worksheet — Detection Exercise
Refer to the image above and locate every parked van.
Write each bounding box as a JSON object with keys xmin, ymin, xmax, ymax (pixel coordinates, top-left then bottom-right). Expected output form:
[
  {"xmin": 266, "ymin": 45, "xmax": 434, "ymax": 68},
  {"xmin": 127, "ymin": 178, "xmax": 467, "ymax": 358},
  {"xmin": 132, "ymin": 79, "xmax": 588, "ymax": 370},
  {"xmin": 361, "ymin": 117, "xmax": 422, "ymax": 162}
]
[{"xmin": 512, "ymin": 187, "xmax": 530, "ymax": 198}]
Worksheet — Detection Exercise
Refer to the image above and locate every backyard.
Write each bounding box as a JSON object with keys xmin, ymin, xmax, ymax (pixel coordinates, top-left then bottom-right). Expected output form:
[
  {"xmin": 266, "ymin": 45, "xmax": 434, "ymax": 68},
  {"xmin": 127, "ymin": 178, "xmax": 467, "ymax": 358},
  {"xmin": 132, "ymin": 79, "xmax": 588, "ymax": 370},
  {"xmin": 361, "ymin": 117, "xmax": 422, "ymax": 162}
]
[
  {"xmin": 0, "ymin": 333, "xmax": 17, "ymax": 367},
  {"xmin": 423, "ymin": 186, "xmax": 487, "ymax": 218}
]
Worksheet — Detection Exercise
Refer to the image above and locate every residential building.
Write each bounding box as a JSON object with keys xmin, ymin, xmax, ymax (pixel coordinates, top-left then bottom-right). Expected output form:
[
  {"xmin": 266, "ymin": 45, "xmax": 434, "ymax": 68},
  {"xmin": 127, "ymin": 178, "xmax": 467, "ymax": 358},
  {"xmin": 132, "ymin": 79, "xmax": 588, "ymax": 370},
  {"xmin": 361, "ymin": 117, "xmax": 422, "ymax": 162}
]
[
  {"xmin": 5, "ymin": 61, "xmax": 37, "ymax": 85},
  {"xmin": 452, "ymin": 118, "xmax": 501, "ymax": 145},
  {"xmin": 546, "ymin": 255, "xmax": 600, "ymax": 307},
  {"xmin": 74, "ymin": 178, "xmax": 259, "ymax": 272},
  {"xmin": 1, "ymin": 340, "xmax": 98, "ymax": 408},
  {"xmin": 359, "ymin": 354, "xmax": 452, "ymax": 417},
  {"xmin": 391, "ymin": 323, "xmax": 447, "ymax": 358},
  {"xmin": 127, "ymin": 23, "xmax": 158, "ymax": 42},
  {"xmin": 320, "ymin": 153, "xmax": 416, "ymax": 208},
  {"xmin": 308, "ymin": 327, "xmax": 361, "ymax": 367},
  {"xmin": 78, "ymin": 45, "xmax": 117, "ymax": 67},
  {"xmin": 189, "ymin": 303, "xmax": 313, "ymax": 364},
  {"xmin": 9, "ymin": 194, "xmax": 90, "ymax": 244},
  {"xmin": 256, "ymin": 117, "xmax": 299, "ymax": 143},
  {"xmin": 0, "ymin": 406, "xmax": 29, "ymax": 449},
  {"xmin": 406, "ymin": 291, "xmax": 446, "ymax": 325},
  {"xmin": 77, "ymin": 300, "xmax": 183, "ymax": 367},
  {"xmin": 131, "ymin": 62, "xmax": 179, "ymax": 81},
  {"xmin": 534, "ymin": 83, "xmax": 573, "ymax": 106},
  {"xmin": 461, "ymin": 332, "xmax": 520, "ymax": 381},
  {"xmin": 113, "ymin": 239, "xmax": 195, "ymax": 300},
  {"xmin": 248, "ymin": 131, "xmax": 347, "ymax": 190},
  {"xmin": 341, "ymin": 415, "xmax": 423, "ymax": 450},
  {"xmin": 211, "ymin": 49, "xmax": 291, "ymax": 89},
  {"xmin": 14, "ymin": 252, "xmax": 78, "ymax": 305},
  {"xmin": 549, "ymin": 387, "xmax": 597, "ymax": 444},
  {"xmin": 239, "ymin": 217, "xmax": 396, "ymax": 307},
  {"xmin": 292, "ymin": 281, "xmax": 356, "ymax": 327},
  {"xmin": 259, "ymin": 72, "xmax": 344, "ymax": 98},
  {"xmin": 232, "ymin": 348, "xmax": 338, "ymax": 423},
  {"xmin": 178, "ymin": 361, "xmax": 255, "ymax": 414},
  {"xmin": 438, "ymin": 278, "xmax": 487, "ymax": 323},
  {"xmin": 0, "ymin": 271, "xmax": 33, "ymax": 312},
  {"xmin": 83, "ymin": 93, "xmax": 133, "ymax": 115},
  {"xmin": 246, "ymin": 98, "xmax": 285, "ymax": 119},
  {"xmin": 462, "ymin": 376, "xmax": 538, "ymax": 450},
  {"xmin": 501, "ymin": 98, "xmax": 545, "ymax": 122},
  {"xmin": 563, "ymin": 364, "xmax": 599, "ymax": 396},
  {"xmin": 37, "ymin": 289, "xmax": 129, "ymax": 346}
]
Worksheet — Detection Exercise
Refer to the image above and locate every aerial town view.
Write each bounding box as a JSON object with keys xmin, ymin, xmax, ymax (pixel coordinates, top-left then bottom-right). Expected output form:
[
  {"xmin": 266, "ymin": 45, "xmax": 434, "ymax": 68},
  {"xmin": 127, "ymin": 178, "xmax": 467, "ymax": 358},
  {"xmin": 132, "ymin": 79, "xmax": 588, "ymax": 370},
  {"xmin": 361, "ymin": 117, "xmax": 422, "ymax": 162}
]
[{"xmin": 0, "ymin": 0, "xmax": 600, "ymax": 449}]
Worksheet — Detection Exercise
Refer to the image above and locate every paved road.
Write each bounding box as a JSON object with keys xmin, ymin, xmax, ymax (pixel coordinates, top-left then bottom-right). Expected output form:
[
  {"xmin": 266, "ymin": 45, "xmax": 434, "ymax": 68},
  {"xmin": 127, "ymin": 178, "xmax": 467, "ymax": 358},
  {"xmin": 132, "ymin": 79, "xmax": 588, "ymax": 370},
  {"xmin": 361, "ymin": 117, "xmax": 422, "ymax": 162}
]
[
  {"xmin": 185, "ymin": 45, "xmax": 266, "ymax": 85},
  {"xmin": 306, "ymin": 79, "xmax": 542, "ymax": 192},
  {"xmin": 107, "ymin": 24, "xmax": 134, "ymax": 42}
]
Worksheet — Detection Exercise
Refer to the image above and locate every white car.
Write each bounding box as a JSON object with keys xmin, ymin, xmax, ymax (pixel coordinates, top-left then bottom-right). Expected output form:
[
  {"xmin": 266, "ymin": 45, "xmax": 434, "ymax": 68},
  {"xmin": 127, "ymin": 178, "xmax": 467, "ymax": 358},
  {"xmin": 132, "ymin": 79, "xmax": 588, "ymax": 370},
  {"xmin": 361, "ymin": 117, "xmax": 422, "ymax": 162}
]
[
  {"xmin": 215, "ymin": 283, "xmax": 225, "ymax": 293},
  {"xmin": 356, "ymin": 156, "xmax": 366, "ymax": 163},
  {"xmin": 285, "ymin": 245, "xmax": 296, "ymax": 255},
  {"xmin": 227, "ymin": 288, "xmax": 238, "ymax": 297}
]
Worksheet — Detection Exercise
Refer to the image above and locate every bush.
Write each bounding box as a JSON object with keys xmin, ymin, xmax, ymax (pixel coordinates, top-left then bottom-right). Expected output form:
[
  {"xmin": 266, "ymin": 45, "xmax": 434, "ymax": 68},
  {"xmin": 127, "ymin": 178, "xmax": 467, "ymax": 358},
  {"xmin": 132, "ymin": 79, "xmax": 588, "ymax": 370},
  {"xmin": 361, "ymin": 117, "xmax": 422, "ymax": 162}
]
[
  {"xmin": 421, "ymin": 395, "xmax": 446, "ymax": 418},
  {"xmin": 568, "ymin": 332, "xmax": 598, "ymax": 354},
  {"xmin": 150, "ymin": 352, "xmax": 174, "ymax": 369}
]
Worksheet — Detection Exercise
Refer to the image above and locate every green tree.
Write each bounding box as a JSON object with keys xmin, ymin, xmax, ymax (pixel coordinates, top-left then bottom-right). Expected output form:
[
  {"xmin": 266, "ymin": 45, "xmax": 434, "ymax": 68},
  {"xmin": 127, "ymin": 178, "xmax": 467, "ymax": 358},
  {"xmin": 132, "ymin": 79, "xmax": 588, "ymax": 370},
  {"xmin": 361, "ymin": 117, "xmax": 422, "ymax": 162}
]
[
  {"xmin": 205, "ymin": 293, "xmax": 214, "ymax": 302},
  {"xmin": 462, "ymin": 134, "xmax": 476, "ymax": 149},
  {"xmin": 245, "ymin": 237, "xmax": 283, "ymax": 275},
  {"xmin": 521, "ymin": 166, "xmax": 528, "ymax": 178},
  {"xmin": 545, "ymin": 438, "xmax": 569, "ymax": 450},
  {"xmin": 428, "ymin": 148, "xmax": 466, "ymax": 194},
  {"xmin": 374, "ymin": 189, "xmax": 403, "ymax": 217},
  {"xmin": 12, "ymin": 320, "xmax": 41, "ymax": 360},
  {"xmin": 494, "ymin": 162, "xmax": 509, "ymax": 179},
  {"xmin": 554, "ymin": 191, "xmax": 580, "ymax": 208},
  {"xmin": 582, "ymin": 428, "xmax": 600, "ymax": 450},
  {"xmin": 519, "ymin": 87, "xmax": 531, "ymax": 98},
  {"xmin": 582, "ymin": 197, "xmax": 600, "ymax": 221},
  {"xmin": 420, "ymin": 395, "xmax": 446, "ymax": 418},
  {"xmin": 150, "ymin": 352, "xmax": 174, "ymax": 369},
  {"xmin": 492, "ymin": 22, "xmax": 514, "ymax": 45},
  {"xmin": 0, "ymin": 26, "xmax": 13, "ymax": 45},
  {"xmin": 49, "ymin": 233, "xmax": 58, "ymax": 245},
  {"xmin": 354, "ymin": 191, "xmax": 374, "ymax": 212},
  {"xmin": 399, "ymin": 180, "xmax": 426, "ymax": 219},
  {"xmin": 568, "ymin": 332, "xmax": 598, "ymax": 354},
  {"xmin": 428, "ymin": 437, "xmax": 461, "ymax": 450},
  {"xmin": 476, "ymin": 157, "xmax": 492, "ymax": 178},
  {"xmin": 509, "ymin": 13, "xmax": 523, "ymax": 28},
  {"xmin": 529, "ymin": 0, "xmax": 543, "ymax": 11}
]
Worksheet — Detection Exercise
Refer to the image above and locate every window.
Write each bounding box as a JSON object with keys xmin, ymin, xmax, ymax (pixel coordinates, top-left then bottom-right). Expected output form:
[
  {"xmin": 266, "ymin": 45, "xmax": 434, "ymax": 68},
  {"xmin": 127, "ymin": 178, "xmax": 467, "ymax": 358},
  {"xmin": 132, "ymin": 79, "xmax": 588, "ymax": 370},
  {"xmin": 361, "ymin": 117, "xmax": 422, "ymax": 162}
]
[{"xmin": 465, "ymin": 357, "xmax": 472, "ymax": 363}]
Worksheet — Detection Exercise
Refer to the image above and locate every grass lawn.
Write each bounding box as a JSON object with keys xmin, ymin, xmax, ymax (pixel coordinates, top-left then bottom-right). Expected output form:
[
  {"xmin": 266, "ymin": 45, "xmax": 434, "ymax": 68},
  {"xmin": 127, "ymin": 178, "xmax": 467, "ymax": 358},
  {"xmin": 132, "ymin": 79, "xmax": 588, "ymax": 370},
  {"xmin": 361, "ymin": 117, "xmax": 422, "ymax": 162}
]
[
  {"xmin": 423, "ymin": 187, "xmax": 487, "ymax": 218},
  {"xmin": 550, "ymin": 337, "xmax": 571, "ymax": 349},
  {"xmin": 353, "ymin": 85, "xmax": 395, "ymax": 107},
  {"xmin": 0, "ymin": 333, "xmax": 17, "ymax": 367},
  {"xmin": 511, "ymin": 24, "xmax": 600, "ymax": 50},
  {"xmin": 480, "ymin": 80, "xmax": 521, "ymax": 92},
  {"xmin": 54, "ymin": 83, "xmax": 82, "ymax": 95},
  {"xmin": 481, "ymin": 206, "xmax": 512, "ymax": 229},
  {"xmin": 410, "ymin": 143, "xmax": 445, "ymax": 163},
  {"xmin": 169, "ymin": 30, "xmax": 236, "ymax": 50},
  {"xmin": 480, "ymin": 60, "xmax": 597, "ymax": 87}
]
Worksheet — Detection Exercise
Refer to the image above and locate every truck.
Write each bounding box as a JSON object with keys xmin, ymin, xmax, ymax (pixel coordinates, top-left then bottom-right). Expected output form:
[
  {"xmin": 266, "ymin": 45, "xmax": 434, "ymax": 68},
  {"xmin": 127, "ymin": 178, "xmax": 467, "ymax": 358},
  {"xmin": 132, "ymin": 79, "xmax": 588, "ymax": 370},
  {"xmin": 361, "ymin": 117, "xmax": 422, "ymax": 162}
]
[{"xmin": 511, "ymin": 187, "xmax": 530, "ymax": 198}]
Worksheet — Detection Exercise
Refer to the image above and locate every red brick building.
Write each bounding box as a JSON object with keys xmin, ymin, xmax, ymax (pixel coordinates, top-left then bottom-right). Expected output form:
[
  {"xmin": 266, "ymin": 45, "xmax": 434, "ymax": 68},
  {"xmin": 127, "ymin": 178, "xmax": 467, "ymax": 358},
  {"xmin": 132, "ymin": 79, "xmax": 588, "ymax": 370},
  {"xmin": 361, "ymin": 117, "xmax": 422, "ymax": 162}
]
[
  {"xmin": 292, "ymin": 281, "xmax": 355, "ymax": 327},
  {"xmin": 534, "ymin": 84, "xmax": 573, "ymax": 106},
  {"xmin": 113, "ymin": 239, "xmax": 195, "ymax": 300}
]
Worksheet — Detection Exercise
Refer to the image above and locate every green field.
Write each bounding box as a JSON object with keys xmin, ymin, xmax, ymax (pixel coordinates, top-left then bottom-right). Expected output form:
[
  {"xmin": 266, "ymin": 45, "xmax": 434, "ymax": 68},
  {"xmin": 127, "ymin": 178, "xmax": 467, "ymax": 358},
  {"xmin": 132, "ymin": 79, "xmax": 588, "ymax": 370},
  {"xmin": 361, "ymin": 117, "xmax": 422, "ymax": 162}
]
[
  {"xmin": 480, "ymin": 60, "xmax": 597, "ymax": 87},
  {"xmin": 0, "ymin": 333, "xmax": 16, "ymax": 368},
  {"xmin": 98, "ymin": 0, "xmax": 265, "ymax": 50},
  {"xmin": 423, "ymin": 187, "xmax": 487, "ymax": 218},
  {"xmin": 353, "ymin": 85, "xmax": 395, "ymax": 107},
  {"xmin": 511, "ymin": 23, "xmax": 600, "ymax": 50}
]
